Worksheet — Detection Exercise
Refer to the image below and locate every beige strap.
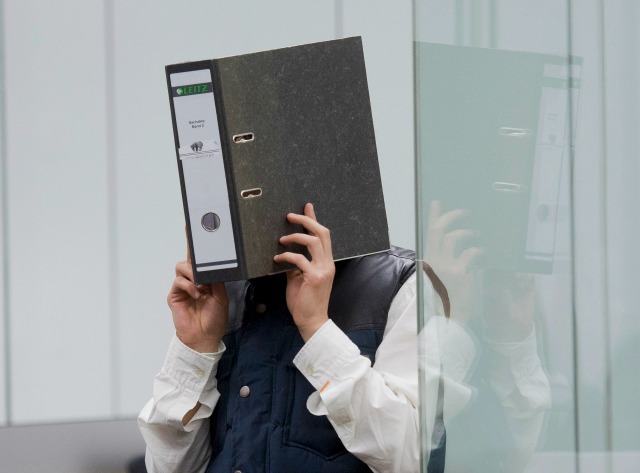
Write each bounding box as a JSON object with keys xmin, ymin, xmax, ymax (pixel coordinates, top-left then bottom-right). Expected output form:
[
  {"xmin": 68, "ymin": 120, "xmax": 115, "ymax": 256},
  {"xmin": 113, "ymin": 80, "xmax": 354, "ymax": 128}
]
[{"xmin": 423, "ymin": 263, "xmax": 450, "ymax": 318}]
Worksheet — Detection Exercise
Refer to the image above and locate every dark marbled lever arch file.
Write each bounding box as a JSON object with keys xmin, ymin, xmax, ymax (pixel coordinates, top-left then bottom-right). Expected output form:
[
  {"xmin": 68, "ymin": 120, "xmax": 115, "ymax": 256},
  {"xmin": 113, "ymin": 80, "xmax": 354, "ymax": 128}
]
[{"xmin": 166, "ymin": 37, "xmax": 389, "ymax": 283}]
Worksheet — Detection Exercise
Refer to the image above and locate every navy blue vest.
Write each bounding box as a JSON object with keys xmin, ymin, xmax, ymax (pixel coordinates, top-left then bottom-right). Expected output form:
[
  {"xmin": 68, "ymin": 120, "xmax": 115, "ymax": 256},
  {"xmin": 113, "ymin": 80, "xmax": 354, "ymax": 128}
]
[{"xmin": 206, "ymin": 247, "xmax": 416, "ymax": 473}]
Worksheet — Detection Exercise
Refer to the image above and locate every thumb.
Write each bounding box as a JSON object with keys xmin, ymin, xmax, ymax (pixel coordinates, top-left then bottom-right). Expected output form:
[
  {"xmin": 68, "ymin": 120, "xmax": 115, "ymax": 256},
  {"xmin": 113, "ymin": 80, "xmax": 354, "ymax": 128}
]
[{"xmin": 185, "ymin": 226, "xmax": 192, "ymax": 264}]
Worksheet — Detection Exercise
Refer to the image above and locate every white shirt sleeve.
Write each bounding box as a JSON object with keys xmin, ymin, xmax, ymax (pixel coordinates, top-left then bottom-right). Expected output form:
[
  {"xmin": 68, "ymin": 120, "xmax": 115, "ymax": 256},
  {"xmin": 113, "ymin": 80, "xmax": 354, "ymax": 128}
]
[
  {"xmin": 293, "ymin": 271, "xmax": 449, "ymax": 473},
  {"xmin": 137, "ymin": 334, "xmax": 224, "ymax": 473},
  {"xmin": 484, "ymin": 328, "xmax": 552, "ymax": 471}
]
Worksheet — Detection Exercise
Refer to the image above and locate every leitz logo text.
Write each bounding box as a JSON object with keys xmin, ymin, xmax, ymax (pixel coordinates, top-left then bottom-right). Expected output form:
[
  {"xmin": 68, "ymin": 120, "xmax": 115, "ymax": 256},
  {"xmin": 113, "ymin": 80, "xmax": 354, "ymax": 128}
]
[{"xmin": 175, "ymin": 83, "xmax": 211, "ymax": 96}]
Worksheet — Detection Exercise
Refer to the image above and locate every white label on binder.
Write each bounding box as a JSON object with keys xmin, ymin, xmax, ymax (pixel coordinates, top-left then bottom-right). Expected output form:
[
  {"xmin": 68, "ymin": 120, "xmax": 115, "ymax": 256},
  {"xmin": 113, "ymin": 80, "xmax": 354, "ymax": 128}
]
[
  {"xmin": 170, "ymin": 69, "xmax": 238, "ymax": 271},
  {"xmin": 525, "ymin": 82, "xmax": 568, "ymax": 263}
]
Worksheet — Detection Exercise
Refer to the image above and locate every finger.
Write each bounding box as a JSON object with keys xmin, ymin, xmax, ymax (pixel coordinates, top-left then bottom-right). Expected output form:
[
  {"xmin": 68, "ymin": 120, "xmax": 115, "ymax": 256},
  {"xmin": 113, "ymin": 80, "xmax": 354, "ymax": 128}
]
[
  {"xmin": 196, "ymin": 284, "xmax": 212, "ymax": 296},
  {"xmin": 274, "ymin": 251, "xmax": 313, "ymax": 273},
  {"xmin": 287, "ymin": 211, "xmax": 326, "ymax": 237},
  {"xmin": 279, "ymin": 233, "xmax": 324, "ymax": 261},
  {"xmin": 427, "ymin": 200, "xmax": 442, "ymax": 233},
  {"xmin": 303, "ymin": 202, "xmax": 334, "ymax": 257},
  {"xmin": 175, "ymin": 260, "xmax": 195, "ymax": 283},
  {"xmin": 426, "ymin": 207, "xmax": 470, "ymax": 256},
  {"xmin": 286, "ymin": 268, "xmax": 303, "ymax": 281},
  {"xmin": 442, "ymin": 229, "xmax": 476, "ymax": 258},
  {"xmin": 185, "ymin": 226, "xmax": 192, "ymax": 264},
  {"xmin": 172, "ymin": 275, "xmax": 201, "ymax": 300},
  {"xmin": 209, "ymin": 282, "xmax": 229, "ymax": 307},
  {"xmin": 435, "ymin": 208, "xmax": 469, "ymax": 233},
  {"xmin": 425, "ymin": 200, "xmax": 446, "ymax": 255},
  {"xmin": 287, "ymin": 211, "xmax": 333, "ymax": 260},
  {"xmin": 459, "ymin": 247, "xmax": 485, "ymax": 273},
  {"xmin": 305, "ymin": 202, "xmax": 317, "ymax": 221}
]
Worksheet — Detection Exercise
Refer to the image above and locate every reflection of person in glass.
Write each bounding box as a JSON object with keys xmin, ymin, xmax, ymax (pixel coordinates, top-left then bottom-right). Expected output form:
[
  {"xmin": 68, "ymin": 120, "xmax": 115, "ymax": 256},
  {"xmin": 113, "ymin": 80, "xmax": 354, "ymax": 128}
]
[{"xmin": 422, "ymin": 200, "xmax": 551, "ymax": 472}]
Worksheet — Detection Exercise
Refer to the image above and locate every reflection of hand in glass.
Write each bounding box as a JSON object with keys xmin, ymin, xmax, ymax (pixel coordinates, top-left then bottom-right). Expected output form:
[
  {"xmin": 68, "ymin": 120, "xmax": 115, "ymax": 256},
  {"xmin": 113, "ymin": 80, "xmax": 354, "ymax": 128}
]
[
  {"xmin": 484, "ymin": 270, "xmax": 536, "ymax": 342},
  {"xmin": 483, "ymin": 270, "xmax": 549, "ymax": 473},
  {"xmin": 421, "ymin": 202, "xmax": 550, "ymax": 473},
  {"xmin": 425, "ymin": 200, "xmax": 484, "ymax": 325}
]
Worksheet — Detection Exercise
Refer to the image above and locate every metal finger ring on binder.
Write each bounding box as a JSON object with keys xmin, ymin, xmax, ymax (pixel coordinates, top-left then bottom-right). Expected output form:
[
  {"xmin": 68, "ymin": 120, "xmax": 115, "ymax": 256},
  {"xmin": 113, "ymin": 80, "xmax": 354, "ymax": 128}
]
[{"xmin": 201, "ymin": 213, "xmax": 220, "ymax": 232}]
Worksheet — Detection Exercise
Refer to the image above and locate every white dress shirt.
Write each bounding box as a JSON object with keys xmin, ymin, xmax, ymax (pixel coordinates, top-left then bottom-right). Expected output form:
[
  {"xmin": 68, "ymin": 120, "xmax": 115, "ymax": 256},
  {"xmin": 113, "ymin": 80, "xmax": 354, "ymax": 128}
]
[{"xmin": 138, "ymin": 272, "xmax": 550, "ymax": 473}]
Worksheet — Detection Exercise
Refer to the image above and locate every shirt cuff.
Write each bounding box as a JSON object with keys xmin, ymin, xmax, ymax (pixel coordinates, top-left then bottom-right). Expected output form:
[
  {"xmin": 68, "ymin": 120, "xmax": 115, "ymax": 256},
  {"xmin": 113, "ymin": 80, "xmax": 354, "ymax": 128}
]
[
  {"xmin": 420, "ymin": 316, "xmax": 476, "ymax": 383},
  {"xmin": 485, "ymin": 327, "xmax": 540, "ymax": 377},
  {"xmin": 485, "ymin": 327, "xmax": 551, "ymax": 412},
  {"xmin": 293, "ymin": 319, "xmax": 366, "ymax": 392},
  {"xmin": 158, "ymin": 334, "xmax": 226, "ymax": 396}
]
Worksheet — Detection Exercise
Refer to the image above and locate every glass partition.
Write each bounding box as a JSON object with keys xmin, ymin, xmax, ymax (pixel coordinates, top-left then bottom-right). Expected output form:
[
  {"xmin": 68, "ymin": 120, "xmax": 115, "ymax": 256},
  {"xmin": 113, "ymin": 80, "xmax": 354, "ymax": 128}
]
[
  {"xmin": 415, "ymin": 1, "xmax": 577, "ymax": 471},
  {"xmin": 0, "ymin": 0, "xmax": 6, "ymax": 426},
  {"xmin": 415, "ymin": 1, "xmax": 640, "ymax": 472}
]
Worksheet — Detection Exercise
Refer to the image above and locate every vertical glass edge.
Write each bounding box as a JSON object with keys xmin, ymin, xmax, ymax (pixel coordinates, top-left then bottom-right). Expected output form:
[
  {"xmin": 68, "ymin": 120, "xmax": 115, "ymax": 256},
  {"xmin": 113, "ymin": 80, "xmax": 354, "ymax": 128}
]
[
  {"xmin": 0, "ymin": 0, "xmax": 11, "ymax": 426},
  {"xmin": 412, "ymin": 2, "xmax": 430, "ymax": 472},
  {"xmin": 103, "ymin": 0, "xmax": 120, "ymax": 421}
]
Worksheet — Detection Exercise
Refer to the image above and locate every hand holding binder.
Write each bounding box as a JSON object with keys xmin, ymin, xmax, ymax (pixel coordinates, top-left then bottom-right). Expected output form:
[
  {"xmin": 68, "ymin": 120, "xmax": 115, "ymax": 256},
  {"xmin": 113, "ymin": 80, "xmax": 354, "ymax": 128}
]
[
  {"xmin": 275, "ymin": 203, "xmax": 335, "ymax": 342},
  {"xmin": 167, "ymin": 246, "xmax": 229, "ymax": 354}
]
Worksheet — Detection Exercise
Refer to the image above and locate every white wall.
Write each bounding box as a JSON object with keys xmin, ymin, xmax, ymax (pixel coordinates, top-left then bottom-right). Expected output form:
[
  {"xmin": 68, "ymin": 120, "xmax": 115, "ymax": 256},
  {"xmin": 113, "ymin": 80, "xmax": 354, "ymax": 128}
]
[
  {"xmin": 0, "ymin": 8, "xmax": 5, "ymax": 421},
  {"xmin": 4, "ymin": 0, "xmax": 111, "ymax": 423},
  {"xmin": 0, "ymin": 218, "xmax": 5, "ymax": 426},
  {"xmin": 601, "ymin": 0, "xmax": 640, "ymax": 451},
  {"xmin": 342, "ymin": 0, "xmax": 415, "ymax": 251},
  {"xmin": 0, "ymin": 0, "xmax": 6, "ymax": 424}
]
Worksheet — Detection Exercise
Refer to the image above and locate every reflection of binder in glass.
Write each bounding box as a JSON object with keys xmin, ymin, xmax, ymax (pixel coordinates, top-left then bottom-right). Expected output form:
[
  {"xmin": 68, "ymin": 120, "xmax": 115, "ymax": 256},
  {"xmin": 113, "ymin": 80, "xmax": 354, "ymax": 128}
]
[
  {"xmin": 166, "ymin": 37, "xmax": 390, "ymax": 283},
  {"xmin": 525, "ymin": 62, "xmax": 581, "ymax": 266},
  {"xmin": 417, "ymin": 43, "xmax": 582, "ymax": 273}
]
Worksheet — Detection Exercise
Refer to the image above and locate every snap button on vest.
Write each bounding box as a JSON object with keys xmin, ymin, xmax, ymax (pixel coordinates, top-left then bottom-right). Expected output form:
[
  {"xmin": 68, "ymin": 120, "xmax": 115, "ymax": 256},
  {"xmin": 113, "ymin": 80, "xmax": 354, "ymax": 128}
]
[
  {"xmin": 239, "ymin": 385, "xmax": 250, "ymax": 398},
  {"xmin": 255, "ymin": 303, "xmax": 267, "ymax": 313}
]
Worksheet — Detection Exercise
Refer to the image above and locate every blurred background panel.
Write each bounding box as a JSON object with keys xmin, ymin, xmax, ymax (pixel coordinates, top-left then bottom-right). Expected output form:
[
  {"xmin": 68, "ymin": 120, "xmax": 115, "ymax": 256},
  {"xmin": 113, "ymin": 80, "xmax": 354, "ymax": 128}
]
[
  {"xmin": 4, "ymin": 0, "xmax": 111, "ymax": 424},
  {"xmin": 341, "ymin": 0, "xmax": 415, "ymax": 252},
  {"xmin": 415, "ymin": 0, "xmax": 577, "ymax": 469},
  {"xmin": 0, "ymin": 7, "xmax": 5, "ymax": 423},
  {"xmin": 415, "ymin": 0, "xmax": 639, "ymax": 472},
  {"xmin": 597, "ymin": 0, "xmax": 640, "ymax": 454}
]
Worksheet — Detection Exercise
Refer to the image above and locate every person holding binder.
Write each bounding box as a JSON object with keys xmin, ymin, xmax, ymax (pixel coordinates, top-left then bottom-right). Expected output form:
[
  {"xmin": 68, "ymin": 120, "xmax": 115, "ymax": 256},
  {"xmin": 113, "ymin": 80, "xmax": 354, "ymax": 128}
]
[
  {"xmin": 149, "ymin": 37, "xmax": 457, "ymax": 472},
  {"xmin": 139, "ymin": 203, "xmax": 431, "ymax": 472}
]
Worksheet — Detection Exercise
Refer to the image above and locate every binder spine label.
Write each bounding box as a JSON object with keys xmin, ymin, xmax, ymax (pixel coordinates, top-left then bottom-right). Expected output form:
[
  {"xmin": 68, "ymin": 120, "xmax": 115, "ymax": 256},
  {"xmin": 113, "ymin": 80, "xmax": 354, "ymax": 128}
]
[{"xmin": 170, "ymin": 69, "xmax": 238, "ymax": 271}]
